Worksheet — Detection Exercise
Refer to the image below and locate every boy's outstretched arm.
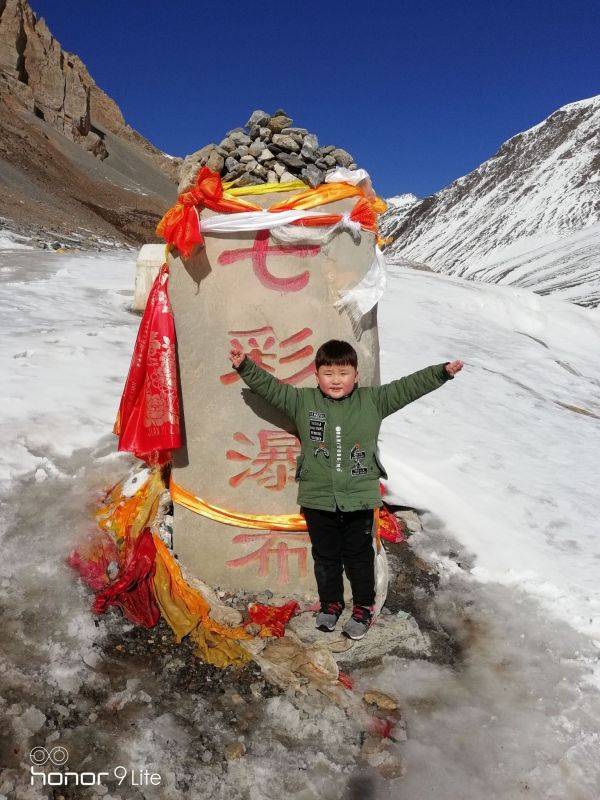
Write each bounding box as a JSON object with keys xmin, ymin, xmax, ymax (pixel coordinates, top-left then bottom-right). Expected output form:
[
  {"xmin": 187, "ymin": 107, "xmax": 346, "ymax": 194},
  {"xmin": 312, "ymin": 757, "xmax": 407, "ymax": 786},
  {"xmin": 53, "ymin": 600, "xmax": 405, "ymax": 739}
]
[
  {"xmin": 229, "ymin": 348, "xmax": 300, "ymax": 419},
  {"xmin": 372, "ymin": 360, "xmax": 462, "ymax": 418}
]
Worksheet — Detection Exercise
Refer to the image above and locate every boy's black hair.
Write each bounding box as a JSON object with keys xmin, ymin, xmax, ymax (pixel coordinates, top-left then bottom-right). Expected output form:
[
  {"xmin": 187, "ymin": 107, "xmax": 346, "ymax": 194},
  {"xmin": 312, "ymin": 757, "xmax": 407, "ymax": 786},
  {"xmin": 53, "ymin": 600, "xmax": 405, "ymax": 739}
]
[{"xmin": 315, "ymin": 339, "xmax": 358, "ymax": 369}]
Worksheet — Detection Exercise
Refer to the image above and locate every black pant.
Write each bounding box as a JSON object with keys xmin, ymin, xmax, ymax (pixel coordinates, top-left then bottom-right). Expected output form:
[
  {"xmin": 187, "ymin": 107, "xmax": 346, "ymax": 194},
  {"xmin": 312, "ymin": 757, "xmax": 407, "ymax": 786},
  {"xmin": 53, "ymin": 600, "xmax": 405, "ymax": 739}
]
[{"xmin": 302, "ymin": 506, "xmax": 375, "ymax": 607}]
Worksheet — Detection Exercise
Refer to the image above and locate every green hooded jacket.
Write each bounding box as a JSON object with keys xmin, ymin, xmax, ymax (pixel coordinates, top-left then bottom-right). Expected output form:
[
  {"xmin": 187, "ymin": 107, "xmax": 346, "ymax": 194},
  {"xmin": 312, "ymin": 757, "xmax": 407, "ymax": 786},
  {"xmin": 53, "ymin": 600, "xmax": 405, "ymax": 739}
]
[{"xmin": 235, "ymin": 356, "xmax": 454, "ymax": 512}]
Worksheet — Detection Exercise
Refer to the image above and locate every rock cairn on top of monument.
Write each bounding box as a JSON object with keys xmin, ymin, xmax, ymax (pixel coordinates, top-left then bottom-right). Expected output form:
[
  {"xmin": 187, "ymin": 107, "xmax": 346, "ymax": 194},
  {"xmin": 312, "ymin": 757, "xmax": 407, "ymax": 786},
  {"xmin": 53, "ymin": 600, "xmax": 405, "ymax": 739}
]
[{"xmin": 179, "ymin": 109, "xmax": 358, "ymax": 193}]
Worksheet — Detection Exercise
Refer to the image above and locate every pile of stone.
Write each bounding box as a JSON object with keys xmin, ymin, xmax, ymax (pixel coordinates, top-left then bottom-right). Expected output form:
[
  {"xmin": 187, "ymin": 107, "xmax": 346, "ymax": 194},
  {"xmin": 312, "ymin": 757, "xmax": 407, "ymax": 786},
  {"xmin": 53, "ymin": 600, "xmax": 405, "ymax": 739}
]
[{"xmin": 179, "ymin": 108, "xmax": 359, "ymax": 193}]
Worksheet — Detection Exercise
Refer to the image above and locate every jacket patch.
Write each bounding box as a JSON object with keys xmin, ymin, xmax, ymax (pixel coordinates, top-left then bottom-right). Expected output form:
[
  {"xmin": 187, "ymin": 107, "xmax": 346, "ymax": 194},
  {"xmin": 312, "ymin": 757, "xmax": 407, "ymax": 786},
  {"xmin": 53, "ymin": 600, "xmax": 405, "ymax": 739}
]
[
  {"xmin": 309, "ymin": 410, "xmax": 326, "ymax": 442},
  {"xmin": 314, "ymin": 444, "xmax": 330, "ymax": 459},
  {"xmin": 350, "ymin": 443, "xmax": 367, "ymax": 476}
]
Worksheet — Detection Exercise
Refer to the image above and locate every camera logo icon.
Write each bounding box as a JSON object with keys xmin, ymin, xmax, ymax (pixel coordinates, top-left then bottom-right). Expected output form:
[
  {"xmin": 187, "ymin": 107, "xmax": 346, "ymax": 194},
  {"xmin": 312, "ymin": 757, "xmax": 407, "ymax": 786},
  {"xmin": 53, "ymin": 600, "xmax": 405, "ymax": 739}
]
[{"xmin": 29, "ymin": 746, "xmax": 69, "ymax": 766}]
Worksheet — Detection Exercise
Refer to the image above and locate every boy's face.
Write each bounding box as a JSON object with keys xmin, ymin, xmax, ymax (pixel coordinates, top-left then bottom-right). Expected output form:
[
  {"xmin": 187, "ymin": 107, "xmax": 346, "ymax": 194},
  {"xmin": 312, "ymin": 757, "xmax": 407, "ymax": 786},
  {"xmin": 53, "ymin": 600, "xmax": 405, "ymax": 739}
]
[{"xmin": 315, "ymin": 363, "xmax": 358, "ymax": 399}]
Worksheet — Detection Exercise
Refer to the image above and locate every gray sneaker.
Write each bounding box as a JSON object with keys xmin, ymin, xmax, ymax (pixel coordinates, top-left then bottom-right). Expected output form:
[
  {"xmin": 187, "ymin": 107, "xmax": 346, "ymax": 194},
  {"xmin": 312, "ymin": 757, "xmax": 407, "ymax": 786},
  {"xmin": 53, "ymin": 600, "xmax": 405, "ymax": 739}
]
[
  {"xmin": 342, "ymin": 605, "xmax": 374, "ymax": 640},
  {"xmin": 315, "ymin": 602, "xmax": 344, "ymax": 632}
]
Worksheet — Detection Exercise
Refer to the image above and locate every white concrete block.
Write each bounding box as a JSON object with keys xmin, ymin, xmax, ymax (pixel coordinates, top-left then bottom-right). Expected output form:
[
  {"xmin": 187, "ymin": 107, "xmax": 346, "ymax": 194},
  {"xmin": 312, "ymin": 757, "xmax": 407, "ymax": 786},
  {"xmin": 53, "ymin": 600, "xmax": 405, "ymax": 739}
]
[{"xmin": 133, "ymin": 243, "xmax": 166, "ymax": 312}]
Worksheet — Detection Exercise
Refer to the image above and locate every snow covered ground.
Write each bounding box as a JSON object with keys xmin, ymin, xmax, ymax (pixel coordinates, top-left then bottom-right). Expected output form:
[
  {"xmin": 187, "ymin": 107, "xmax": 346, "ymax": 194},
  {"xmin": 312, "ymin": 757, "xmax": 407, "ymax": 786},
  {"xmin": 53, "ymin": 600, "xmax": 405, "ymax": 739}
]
[
  {"xmin": 0, "ymin": 248, "xmax": 137, "ymax": 490},
  {"xmin": 387, "ymin": 221, "xmax": 600, "ymax": 307},
  {"xmin": 379, "ymin": 265, "xmax": 600, "ymax": 644},
  {"xmin": 0, "ymin": 246, "xmax": 599, "ymax": 798}
]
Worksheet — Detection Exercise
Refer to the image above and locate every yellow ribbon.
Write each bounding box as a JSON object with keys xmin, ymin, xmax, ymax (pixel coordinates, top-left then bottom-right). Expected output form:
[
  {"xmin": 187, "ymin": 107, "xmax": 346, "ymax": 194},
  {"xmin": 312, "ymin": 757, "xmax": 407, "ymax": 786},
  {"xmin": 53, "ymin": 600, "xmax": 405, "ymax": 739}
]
[
  {"xmin": 268, "ymin": 182, "xmax": 363, "ymax": 211},
  {"xmin": 170, "ymin": 478, "xmax": 307, "ymax": 531},
  {"xmin": 223, "ymin": 180, "xmax": 307, "ymax": 196},
  {"xmin": 223, "ymin": 181, "xmax": 387, "ymax": 214}
]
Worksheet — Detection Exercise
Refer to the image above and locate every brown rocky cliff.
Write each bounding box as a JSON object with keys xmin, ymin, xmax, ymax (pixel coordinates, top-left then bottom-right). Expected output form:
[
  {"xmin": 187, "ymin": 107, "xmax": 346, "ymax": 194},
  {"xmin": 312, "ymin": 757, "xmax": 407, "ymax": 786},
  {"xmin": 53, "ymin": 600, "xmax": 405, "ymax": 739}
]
[{"xmin": 0, "ymin": 0, "xmax": 179, "ymax": 246}]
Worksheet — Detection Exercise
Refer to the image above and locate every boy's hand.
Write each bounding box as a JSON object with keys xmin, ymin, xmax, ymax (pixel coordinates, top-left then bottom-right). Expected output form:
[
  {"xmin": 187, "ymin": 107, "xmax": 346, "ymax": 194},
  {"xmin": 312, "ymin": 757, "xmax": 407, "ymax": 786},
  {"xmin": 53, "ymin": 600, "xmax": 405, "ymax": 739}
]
[
  {"xmin": 445, "ymin": 360, "xmax": 464, "ymax": 376},
  {"xmin": 229, "ymin": 348, "xmax": 246, "ymax": 369}
]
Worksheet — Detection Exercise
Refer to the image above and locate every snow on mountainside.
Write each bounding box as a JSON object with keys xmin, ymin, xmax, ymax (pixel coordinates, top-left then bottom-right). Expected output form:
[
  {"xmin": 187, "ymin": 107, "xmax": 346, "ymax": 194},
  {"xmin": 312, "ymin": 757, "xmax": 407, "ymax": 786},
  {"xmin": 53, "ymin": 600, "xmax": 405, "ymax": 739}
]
[
  {"xmin": 383, "ymin": 194, "xmax": 421, "ymax": 237},
  {"xmin": 386, "ymin": 193, "xmax": 420, "ymax": 209},
  {"xmin": 380, "ymin": 95, "xmax": 600, "ymax": 306}
]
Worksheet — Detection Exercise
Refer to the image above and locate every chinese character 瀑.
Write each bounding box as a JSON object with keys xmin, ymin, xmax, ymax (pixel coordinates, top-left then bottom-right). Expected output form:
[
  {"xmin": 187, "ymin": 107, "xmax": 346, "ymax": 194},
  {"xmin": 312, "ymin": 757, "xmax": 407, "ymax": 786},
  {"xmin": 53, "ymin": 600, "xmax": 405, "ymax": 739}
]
[{"xmin": 226, "ymin": 429, "xmax": 300, "ymax": 491}]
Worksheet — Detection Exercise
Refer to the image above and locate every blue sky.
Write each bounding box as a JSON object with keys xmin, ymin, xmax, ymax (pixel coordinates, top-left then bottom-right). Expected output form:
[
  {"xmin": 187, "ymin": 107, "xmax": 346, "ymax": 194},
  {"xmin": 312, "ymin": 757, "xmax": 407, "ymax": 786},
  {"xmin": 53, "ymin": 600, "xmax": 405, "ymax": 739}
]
[{"xmin": 30, "ymin": 0, "xmax": 599, "ymax": 198}]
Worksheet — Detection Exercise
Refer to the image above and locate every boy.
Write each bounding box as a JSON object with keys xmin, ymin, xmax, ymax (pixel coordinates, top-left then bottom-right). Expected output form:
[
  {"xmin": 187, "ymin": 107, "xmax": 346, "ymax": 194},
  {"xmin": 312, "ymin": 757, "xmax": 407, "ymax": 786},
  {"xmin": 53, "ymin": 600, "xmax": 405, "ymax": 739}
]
[{"xmin": 229, "ymin": 340, "xmax": 463, "ymax": 640}]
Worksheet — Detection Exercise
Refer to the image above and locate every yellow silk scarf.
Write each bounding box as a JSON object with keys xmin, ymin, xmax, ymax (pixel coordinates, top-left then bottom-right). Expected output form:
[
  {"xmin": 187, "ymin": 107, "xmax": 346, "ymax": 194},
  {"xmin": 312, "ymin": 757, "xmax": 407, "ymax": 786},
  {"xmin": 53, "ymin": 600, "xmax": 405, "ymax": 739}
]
[{"xmin": 170, "ymin": 478, "xmax": 307, "ymax": 531}]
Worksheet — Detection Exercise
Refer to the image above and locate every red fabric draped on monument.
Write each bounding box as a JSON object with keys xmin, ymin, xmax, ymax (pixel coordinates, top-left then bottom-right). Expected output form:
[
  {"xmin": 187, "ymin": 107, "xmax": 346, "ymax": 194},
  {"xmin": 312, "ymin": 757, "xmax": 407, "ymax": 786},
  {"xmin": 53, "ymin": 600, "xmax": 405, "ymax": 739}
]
[
  {"xmin": 92, "ymin": 528, "xmax": 160, "ymax": 628},
  {"xmin": 114, "ymin": 263, "xmax": 181, "ymax": 464},
  {"xmin": 156, "ymin": 166, "xmax": 261, "ymax": 257}
]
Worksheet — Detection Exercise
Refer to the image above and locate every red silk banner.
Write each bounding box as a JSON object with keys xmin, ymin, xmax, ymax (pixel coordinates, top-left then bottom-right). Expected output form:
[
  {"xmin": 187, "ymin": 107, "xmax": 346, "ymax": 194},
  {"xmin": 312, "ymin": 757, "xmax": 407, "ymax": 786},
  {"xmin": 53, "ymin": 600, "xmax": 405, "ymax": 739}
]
[{"xmin": 114, "ymin": 263, "xmax": 181, "ymax": 464}]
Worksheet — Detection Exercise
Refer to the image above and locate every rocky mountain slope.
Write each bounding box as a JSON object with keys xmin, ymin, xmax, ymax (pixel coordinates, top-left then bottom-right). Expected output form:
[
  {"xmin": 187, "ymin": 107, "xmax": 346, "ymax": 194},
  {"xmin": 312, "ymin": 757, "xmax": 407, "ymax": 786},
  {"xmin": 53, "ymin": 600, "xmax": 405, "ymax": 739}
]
[
  {"xmin": 380, "ymin": 95, "xmax": 600, "ymax": 307},
  {"xmin": 0, "ymin": 0, "xmax": 178, "ymax": 247}
]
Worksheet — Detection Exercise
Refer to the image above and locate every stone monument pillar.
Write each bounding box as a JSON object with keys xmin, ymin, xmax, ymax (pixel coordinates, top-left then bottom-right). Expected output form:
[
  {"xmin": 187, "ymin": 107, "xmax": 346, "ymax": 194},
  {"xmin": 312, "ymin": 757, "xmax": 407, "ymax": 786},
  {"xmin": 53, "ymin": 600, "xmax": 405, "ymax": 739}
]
[{"xmin": 168, "ymin": 190, "xmax": 380, "ymax": 597}]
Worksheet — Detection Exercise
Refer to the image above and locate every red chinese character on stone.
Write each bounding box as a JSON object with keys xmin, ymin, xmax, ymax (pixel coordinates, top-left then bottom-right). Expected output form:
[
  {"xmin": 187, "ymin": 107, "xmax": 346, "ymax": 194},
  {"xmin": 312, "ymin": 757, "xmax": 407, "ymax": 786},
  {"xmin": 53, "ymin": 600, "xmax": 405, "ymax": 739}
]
[
  {"xmin": 217, "ymin": 230, "xmax": 320, "ymax": 292},
  {"xmin": 226, "ymin": 429, "xmax": 300, "ymax": 491},
  {"xmin": 226, "ymin": 532, "xmax": 310, "ymax": 585},
  {"xmin": 220, "ymin": 326, "xmax": 315, "ymax": 386}
]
